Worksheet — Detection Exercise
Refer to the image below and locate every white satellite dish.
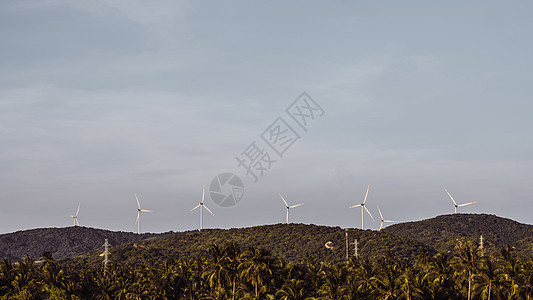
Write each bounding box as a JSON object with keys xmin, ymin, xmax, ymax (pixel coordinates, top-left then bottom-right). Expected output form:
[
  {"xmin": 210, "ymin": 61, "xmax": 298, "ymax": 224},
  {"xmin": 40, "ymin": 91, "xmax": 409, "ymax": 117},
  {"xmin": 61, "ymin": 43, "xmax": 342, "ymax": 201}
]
[{"xmin": 325, "ymin": 241, "xmax": 334, "ymax": 250}]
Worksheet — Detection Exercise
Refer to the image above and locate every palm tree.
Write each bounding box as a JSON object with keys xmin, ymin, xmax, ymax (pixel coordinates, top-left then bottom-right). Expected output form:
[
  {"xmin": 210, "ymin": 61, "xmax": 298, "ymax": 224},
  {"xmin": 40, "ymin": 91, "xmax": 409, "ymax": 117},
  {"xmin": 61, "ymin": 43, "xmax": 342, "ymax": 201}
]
[
  {"xmin": 371, "ymin": 253, "xmax": 402, "ymax": 299},
  {"xmin": 317, "ymin": 264, "xmax": 348, "ymax": 299},
  {"xmin": 276, "ymin": 278, "xmax": 307, "ymax": 300},
  {"xmin": 454, "ymin": 240, "xmax": 480, "ymax": 300},
  {"xmin": 238, "ymin": 247, "xmax": 277, "ymax": 298},
  {"xmin": 426, "ymin": 252, "xmax": 457, "ymax": 299},
  {"xmin": 11, "ymin": 255, "xmax": 39, "ymax": 297},
  {"xmin": 352, "ymin": 258, "xmax": 376, "ymax": 299},
  {"xmin": 0, "ymin": 259, "xmax": 14, "ymax": 296},
  {"xmin": 499, "ymin": 245, "xmax": 521, "ymax": 299},
  {"xmin": 400, "ymin": 265, "xmax": 421, "ymax": 300},
  {"xmin": 298, "ymin": 258, "xmax": 323, "ymax": 296},
  {"xmin": 474, "ymin": 255, "xmax": 500, "ymax": 300},
  {"xmin": 202, "ymin": 243, "xmax": 239, "ymax": 299},
  {"xmin": 519, "ymin": 257, "xmax": 533, "ymax": 300}
]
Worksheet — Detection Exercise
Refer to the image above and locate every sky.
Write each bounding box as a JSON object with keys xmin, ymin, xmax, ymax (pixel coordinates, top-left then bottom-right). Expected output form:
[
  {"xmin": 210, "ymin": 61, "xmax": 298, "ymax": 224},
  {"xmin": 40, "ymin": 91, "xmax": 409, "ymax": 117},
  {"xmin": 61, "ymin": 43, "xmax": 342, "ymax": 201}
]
[{"xmin": 1, "ymin": 1, "xmax": 532, "ymax": 234}]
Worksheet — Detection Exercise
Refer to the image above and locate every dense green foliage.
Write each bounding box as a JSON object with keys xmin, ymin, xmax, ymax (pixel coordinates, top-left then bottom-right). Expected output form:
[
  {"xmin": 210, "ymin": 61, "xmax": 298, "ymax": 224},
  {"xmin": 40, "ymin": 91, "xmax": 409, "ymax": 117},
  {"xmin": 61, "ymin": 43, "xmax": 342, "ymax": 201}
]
[
  {"xmin": 63, "ymin": 224, "xmax": 432, "ymax": 268},
  {"xmin": 0, "ymin": 227, "xmax": 166, "ymax": 261},
  {"xmin": 1, "ymin": 242, "xmax": 532, "ymax": 299}
]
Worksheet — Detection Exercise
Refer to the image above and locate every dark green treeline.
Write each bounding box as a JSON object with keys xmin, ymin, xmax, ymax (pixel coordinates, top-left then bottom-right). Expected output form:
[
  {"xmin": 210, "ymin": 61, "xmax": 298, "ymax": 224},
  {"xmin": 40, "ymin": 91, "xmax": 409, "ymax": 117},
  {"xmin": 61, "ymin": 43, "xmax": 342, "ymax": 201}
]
[{"xmin": 1, "ymin": 241, "xmax": 532, "ymax": 299}]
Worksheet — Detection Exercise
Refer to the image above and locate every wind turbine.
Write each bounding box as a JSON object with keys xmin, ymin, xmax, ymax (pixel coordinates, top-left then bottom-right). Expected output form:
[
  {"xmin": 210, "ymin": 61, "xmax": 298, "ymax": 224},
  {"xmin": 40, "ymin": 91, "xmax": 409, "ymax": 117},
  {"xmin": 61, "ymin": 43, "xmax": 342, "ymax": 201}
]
[
  {"xmin": 70, "ymin": 203, "xmax": 80, "ymax": 226},
  {"xmin": 377, "ymin": 206, "xmax": 396, "ymax": 230},
  {"xmin": 279, "ymin": 193, "xmax": 304, "ymax": 224},
  {"xmin": 190, "ymin": 185, "xmax": 214, "ymax": 231},
  {"xmin": 349, "ymin": 185, "xmax": 375, "ymax": 229},
  {"xmin": 445, "ymin": 188, "xmax": 476, "ymax": 214},
  {"xmin": 135, "ymin": 193, "xmax": 152, "ymax": 234}
]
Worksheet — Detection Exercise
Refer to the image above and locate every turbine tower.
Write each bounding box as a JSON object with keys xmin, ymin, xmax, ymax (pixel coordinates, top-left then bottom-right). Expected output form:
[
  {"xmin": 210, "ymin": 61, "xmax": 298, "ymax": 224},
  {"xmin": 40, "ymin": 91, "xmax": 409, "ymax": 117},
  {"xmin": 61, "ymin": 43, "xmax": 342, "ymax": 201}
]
[
  {"xmin": 71, "ymin": 203, "xmax": 80, "ymax": 226},
  {"xmin": 190, "ymin": 185, "xmax": 214, "ymax": 231},
  {"xmin": 135, "ymin": 193, "xmax": 152, "ymax": 234},
  {"xmin": 349, "ymin": 185, "xmax": 374, "ymax": 229},
  {"xmin": 445, "ymin": 188, "xmax": 476, "ymax": 214},
  {"xmin": 377, "ymin": 206, "xmax": 396, "ymax": 230},
  {"xmin": 279, "ymin": 193, "xmax": 304, "ymax": 224}
]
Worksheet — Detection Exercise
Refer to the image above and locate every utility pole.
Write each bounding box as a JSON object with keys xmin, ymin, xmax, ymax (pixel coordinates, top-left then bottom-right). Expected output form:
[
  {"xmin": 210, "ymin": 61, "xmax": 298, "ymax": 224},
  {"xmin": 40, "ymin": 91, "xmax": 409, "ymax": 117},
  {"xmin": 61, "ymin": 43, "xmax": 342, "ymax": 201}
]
[
  {"xmin": 345, "ymin": 229, "xmax": 349, "ymax": 260},
  {"xmin": 103, "ymin": 239, "xmax": 111, "ymax": 268}
]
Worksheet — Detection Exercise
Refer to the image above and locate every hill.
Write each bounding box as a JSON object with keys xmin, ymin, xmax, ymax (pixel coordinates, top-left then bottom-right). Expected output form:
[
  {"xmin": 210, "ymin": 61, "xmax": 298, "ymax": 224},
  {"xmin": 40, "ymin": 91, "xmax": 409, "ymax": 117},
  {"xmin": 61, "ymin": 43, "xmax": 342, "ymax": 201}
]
[
  {"xmin": 0, "ymin": 226, "xmax": 167, "ymax": 261},
  {"xmin": 383, "ymin": 213, "xmax": 533, "ymax": 256},
  {"xmin": 64, "ymin": 223, "xmax": 432, "ymax": 268},
  {"xmin": 1, "ymin": 214, "xmax": 531, "ymax": 267}
]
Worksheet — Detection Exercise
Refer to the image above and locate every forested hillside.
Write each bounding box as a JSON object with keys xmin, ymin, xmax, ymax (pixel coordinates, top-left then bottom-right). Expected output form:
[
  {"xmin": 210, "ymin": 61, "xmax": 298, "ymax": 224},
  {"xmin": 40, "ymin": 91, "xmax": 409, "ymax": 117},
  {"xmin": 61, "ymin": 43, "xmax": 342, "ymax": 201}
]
[
  {"xmin": 383, "ymin": 214, "xmax": 533, "ymax": 256},
  {"xmin": 0, "ymin": 226, "xmax": 166, "ymax": 261},
  {"xmin": 1, "ymin": 214, "xmax": 531, "ymax": 267},
  {"xmin": 63, "ymin": 223, "xmax": 431, "ymax": 268}
]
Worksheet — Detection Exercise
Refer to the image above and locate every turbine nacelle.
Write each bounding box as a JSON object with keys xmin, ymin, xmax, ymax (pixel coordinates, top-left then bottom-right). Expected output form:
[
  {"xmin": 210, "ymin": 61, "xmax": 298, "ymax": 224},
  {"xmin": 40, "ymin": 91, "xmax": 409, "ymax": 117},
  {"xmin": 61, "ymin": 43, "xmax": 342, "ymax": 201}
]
[
  {"xmin": 279, "ymin": 193, "xmax": 304, "ymax": 224},
  {"xmin": 191, "ymin": 185, "xmax": 214, "ymax": 231},
  {"xmin": 135, "ymin": 193, "xmax": 152, "ymax": 234},
  {"xmin": 445, "ymin": 188, "xmax": 477, "ymax": 214},
  {"xmin": 377, "ymin": 206, "xmax": 396, "ymax": 230},
  {"xmin": 71, "ymin": 203, "xmax": 80, "ymax": 226},
  {"xmin": 349, "ymin": 185, "xmax": 374, "ymax": 230}
]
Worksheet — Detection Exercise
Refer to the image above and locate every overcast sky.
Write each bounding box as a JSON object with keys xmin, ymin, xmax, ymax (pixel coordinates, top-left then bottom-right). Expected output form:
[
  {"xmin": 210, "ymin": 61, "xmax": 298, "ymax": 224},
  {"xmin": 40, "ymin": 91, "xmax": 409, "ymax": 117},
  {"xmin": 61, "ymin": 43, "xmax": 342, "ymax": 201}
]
[{"xmin": 1, "ymin": 1, "xmax": 532, "ymax": 234}]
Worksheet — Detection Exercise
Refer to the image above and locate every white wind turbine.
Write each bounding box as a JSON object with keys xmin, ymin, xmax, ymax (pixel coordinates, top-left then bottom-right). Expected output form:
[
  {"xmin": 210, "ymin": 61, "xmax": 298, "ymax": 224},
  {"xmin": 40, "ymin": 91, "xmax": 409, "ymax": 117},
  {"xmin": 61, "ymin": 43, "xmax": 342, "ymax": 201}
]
[
  {"xmin": 377, "ymin": 206, "xmax": 396, "ymax": 230},
  {"xmin": 135, "ymin": 193, "xmax": 152, "ymax": 234},
  {"xmin": 190, "ymin": 185, "xmax": 214, "ymax": 231},
  {"xmin": 350, "ymin": 185, "xmax": 375, "ymax": 229},
  {"xmin": 445, "ymin": 188, "xmax": 476, "ymax": 214},
  {"xmin": 71, "ymin": 203, "xmax": 80, "ymax": 226},
  {"xmin": 279, "ymin": 193, "xmax": 304, "ymax": 224}
]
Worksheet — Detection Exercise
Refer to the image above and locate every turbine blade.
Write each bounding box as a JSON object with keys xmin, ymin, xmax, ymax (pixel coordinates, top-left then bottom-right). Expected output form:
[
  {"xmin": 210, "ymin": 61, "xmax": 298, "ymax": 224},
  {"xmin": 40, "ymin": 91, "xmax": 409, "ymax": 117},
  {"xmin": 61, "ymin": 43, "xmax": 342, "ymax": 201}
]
[
  {"xmin": 384, "ymin": 220, "xmax": 396, "ymax": 223},
  {"xmin": 190, "ymin": 204, "xmax": 201, "ymax": 211},
  {"xmin": 362, "ymin": 185, "xmax": 370, "ymax": 204},
  {"xmin": 457, "ymin": 201, "xmax": 477, "ymax": 207},
  {"xmin": 289, "ymin": 203, "xmax": 304, "ymax": 208},
  {"xmin": 75, "ymin": 203, "xmax": 80, "ymax": 216},
  {"xmin": 202, "ymin": 185, "xmax": 205, "ymax": 204},
  {"xmin": 204, "ymin": 205, "xmax": 215, "ymax": 216},
  {"xmin": 349, "ymin": 204, "xmax": 362, "ymax": 208},
  {"xmin": 135, "ymin": 212, "xmax": 140, "ymax": 225},
  {"xmin": 444, "ymin": 188, "xmax": 457, "ymax": 205},
  {"xmin": 364, "ymin": 206, "xmax": 375, "ymax": 221},
  {"xmin": 141, "ymin": 209, "xmax": 152, "ymax": 212},
  {"xmin": 378, "ymin": 206, "xmax": 383, "ymax": 220},
  {"xmin": 135, "ymin": 193, "xmax": 141, "ymax": 209},
  {"xmin": 279, "ymin": 194, "xmax": 289, "ymax": 207}
]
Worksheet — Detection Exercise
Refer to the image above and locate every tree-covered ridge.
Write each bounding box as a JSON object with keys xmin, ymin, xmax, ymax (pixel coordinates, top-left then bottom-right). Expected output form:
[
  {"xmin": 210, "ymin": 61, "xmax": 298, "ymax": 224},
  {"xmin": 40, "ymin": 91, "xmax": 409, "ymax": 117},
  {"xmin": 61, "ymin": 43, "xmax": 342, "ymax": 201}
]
[
  {"xmin": 0, "ymin": 226, "xmax": 167, "ymax": 261},
  {"xmin": 1, "ymin": 241, "xmax": 532, "ymax": 299},
  {"xmin": 64, "ymin": 223, "xmax": 432, "ymax": 269},
  {"xmin": 383, "ymin": 214, "xmax": 533, "ymax": 256},
  {"xmin": 1, "ymin": 214, "xmax": 532, "ymax": 267}
]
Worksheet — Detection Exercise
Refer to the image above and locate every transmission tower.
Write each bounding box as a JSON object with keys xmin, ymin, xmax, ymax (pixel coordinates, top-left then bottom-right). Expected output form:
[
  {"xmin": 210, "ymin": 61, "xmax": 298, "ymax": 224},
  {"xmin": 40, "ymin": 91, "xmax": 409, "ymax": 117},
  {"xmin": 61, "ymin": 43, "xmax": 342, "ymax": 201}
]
[{"xmin": 479, "ymin": 235, "xmax": 484, "ymax": 256}]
